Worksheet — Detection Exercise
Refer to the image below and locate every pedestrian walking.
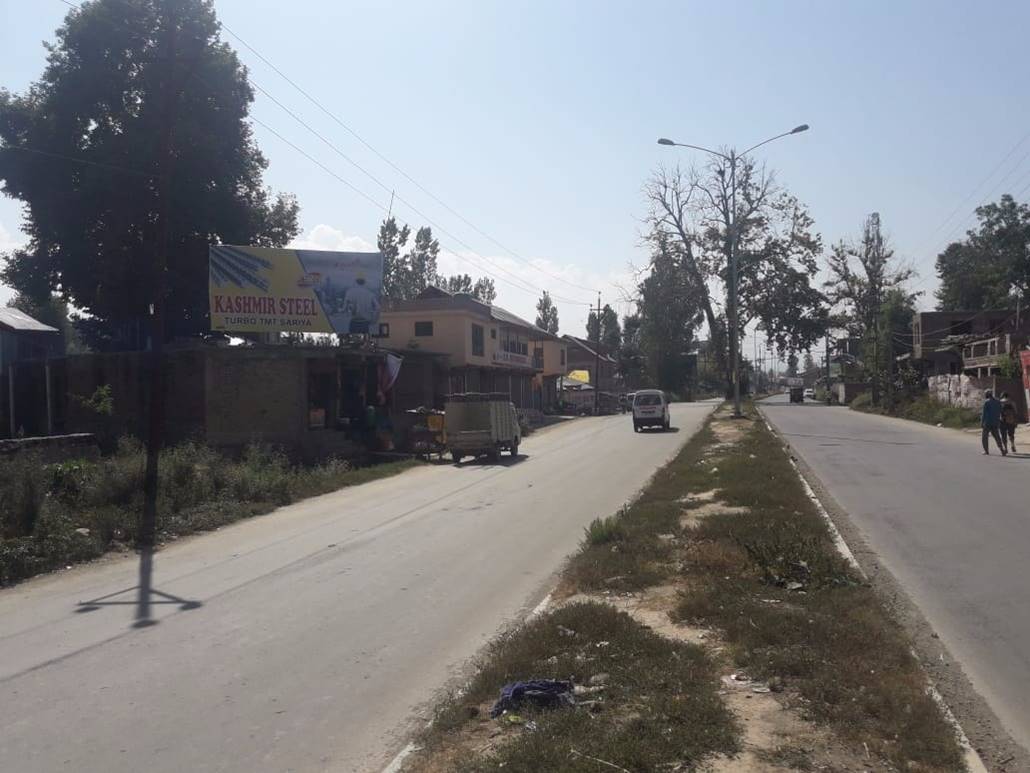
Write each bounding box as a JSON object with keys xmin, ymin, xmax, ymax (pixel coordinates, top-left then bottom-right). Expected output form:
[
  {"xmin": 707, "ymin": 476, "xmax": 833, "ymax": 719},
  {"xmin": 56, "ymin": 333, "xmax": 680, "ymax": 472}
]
[
  {"xmin": 981, "ymin": 389, "xmax": 1007, "ymax": 456},
  {"xmin": 1000, "ymin": 391, "xmax": 1018, "ymax": 453}
]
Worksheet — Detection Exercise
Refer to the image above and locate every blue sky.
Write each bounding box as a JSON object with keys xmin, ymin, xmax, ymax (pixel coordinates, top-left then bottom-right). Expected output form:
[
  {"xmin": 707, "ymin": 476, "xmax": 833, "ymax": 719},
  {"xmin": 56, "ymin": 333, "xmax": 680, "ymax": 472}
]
[{"xmin": 3, "ymin": 0, "xmax": 1030, "ymax": 337}]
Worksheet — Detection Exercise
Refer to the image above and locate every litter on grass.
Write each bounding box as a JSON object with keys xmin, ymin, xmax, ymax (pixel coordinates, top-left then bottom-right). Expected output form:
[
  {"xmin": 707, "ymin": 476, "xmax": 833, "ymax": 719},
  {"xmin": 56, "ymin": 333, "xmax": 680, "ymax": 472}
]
[{"xmin": 490, "ymin": 680, "xmax": 575, "ymax": 718}]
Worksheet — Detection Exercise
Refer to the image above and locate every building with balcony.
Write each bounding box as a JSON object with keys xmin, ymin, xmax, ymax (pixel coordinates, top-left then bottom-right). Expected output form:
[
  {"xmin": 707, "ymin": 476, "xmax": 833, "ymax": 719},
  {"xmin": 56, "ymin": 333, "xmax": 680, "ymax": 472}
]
[
  {"xmin": 377, "ymin": 287, "xmax": 562, "ymax": 410},
  {"xmin": 911, "ymin": 309, "xmax": 1022, "ymax": 360}
]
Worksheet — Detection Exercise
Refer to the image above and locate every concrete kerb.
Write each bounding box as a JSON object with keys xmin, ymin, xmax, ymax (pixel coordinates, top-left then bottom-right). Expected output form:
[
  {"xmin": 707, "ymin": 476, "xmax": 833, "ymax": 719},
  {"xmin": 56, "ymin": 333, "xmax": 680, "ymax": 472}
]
[{"xmin": 757, "ymin": 408, "xmax": 989, "ymax": 773}]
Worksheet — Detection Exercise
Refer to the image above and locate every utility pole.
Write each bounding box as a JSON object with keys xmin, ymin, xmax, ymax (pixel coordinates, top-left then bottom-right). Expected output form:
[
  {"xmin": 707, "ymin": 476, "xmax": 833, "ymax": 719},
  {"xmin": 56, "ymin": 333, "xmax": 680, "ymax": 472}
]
[
  {"xmin": 825, "ymin": 333, "xmax": 831, "ymax": 405},
  {"xmin": 593, "ymin": 292, "xmax": 601, "ymax": 416},
  {"xmin": 887, "ymin": 326, "xmax": 895, "ymax": 410},
  {"xmin": 728, "ymin": 150, "xmax": 742, "ymax": 417},
  {"xmin": 140, "ymin": 3, "xmax": 184, "ymax": 549},
  {"xmin": 753, "ymin": 327, "xmax": 759, "ymax": 395}
]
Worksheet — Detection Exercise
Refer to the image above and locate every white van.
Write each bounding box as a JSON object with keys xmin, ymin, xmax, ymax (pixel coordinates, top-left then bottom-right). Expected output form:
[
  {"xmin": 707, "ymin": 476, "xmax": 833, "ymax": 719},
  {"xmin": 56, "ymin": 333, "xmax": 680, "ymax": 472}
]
[{"xmin": 632, "ymin": 389, "xmax": 670, "ymax": 432}]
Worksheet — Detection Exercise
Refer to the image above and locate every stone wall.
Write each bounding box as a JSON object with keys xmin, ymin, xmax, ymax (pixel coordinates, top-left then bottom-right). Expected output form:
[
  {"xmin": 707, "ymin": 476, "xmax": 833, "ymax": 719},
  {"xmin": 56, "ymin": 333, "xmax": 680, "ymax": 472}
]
[{"xmin": 928, "ymin": 374, "xmax": 1027, "ymax": 420}]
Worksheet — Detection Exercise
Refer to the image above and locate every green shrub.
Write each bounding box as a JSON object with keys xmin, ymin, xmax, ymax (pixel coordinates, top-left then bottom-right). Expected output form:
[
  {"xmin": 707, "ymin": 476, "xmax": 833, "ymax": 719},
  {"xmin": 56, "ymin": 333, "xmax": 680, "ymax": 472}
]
[
  {"xmin": 1, "ymin": 439, "xmax": 416, "ymax": 585},
  {"xmin": 584, "ymin": 514, "xmax": 626, "ymax": 545},
  {"xmin": 849, "ymin": 392, "xmax": 874, "ymax": 411},
  {"xmin": 0, "ymin": 453, "xmax": 47, "ymax": 538}
]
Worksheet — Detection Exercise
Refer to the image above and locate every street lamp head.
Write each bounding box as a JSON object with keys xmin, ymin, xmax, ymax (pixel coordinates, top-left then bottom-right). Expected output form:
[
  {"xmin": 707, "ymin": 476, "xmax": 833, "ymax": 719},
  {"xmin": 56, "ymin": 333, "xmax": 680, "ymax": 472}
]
[
  {"xmin": 656, "ymin": 138, "xmax": 676, "ymax": 146},
  {"xmin": 791, "ymin": 124, "xmax": 810, "ymax": 134}
]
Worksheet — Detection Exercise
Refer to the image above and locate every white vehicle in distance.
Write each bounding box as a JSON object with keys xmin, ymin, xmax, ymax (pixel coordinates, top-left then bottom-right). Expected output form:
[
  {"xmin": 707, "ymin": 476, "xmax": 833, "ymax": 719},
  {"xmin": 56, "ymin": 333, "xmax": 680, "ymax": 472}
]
[
  {"xmin": 803, "ymin": 387, "xmax": 815, "ymax": 400},
  {"xmin": 632, "ymin": 389, "xmax": 670, "ymax": 432}
]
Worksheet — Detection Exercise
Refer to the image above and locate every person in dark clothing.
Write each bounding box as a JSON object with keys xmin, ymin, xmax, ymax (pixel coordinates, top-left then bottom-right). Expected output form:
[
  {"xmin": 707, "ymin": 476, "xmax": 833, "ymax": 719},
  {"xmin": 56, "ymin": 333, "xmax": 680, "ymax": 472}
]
[
  {"xmin": 1000, "ymin": 392, "xmax": 1018, "ymax": 453},
  {"xmin": 981, "ymin": 390, "xmax": 1006, "ymax": 455}
]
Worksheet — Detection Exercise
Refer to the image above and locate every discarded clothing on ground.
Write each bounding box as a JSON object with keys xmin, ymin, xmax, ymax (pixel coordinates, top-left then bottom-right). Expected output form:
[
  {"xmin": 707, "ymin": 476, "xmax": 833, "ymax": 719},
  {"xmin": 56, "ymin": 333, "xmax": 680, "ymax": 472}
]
[{"xmin": 490, "ymin": 679, "xmax": 575, "ymax": 718}]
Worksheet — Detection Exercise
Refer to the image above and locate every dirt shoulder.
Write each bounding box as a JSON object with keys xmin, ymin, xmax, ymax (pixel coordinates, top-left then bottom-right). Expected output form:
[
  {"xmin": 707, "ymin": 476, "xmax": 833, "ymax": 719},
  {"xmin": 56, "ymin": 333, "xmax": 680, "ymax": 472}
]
[{"xmin": 403, "ymin": 405, "xmax": 968, "ymax": 772}]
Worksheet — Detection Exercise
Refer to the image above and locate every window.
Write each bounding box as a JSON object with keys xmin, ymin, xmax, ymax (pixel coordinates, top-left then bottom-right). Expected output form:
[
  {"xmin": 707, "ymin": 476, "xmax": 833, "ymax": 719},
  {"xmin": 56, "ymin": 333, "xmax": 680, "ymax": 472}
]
[
  {"xmin": 560, "ymin": 348, "xmax": 566, "ymax": 366},
  {"xmin": 472, "ymin": 324, "xmax": 485, "ymax": 356},
  {"xmin": 491, "ymin": 328, "xmax": 497, "ymax": 339},
  {"xmin": 414, "ymin": 321, "xmax": 434, "ymax": 337},
  {"xmin": 634, "ymin": 393, "xmax": 663, "ymax": 406}
]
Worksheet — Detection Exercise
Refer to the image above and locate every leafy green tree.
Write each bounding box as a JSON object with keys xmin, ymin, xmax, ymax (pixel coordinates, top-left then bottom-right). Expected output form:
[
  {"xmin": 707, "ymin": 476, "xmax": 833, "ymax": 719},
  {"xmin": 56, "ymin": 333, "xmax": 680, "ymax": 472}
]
[
  {"xmin": 825, "ymin": 213, "xmax": 916, "ymax": 405},
  {"xmin": 472, "ymin": 277, "xmax": 496, "ymax": 304},
  {"xmin": 0, "ymin": 0, "xmax": 299, "ymax": 349},
  {"xmin": 599, "ymin": 305, "xmax": 620, "ymax": 350},
  {"xmin": 786, "ymin": 353, "xmax": 799, "ymax": 377},
  {"xmin": 404, "ymin": 226, "xmax": 439, "ymax": 298},
  {"xmin": 636, "ymin": 234, "xmax": 703, "ymax": 392},
  {"xmin": 378, "ymin": 217, "xmax": 412, "ymax": 299},
  {"xmin": 935, "ymin": 195, "xmax": 1030, "ymax": 310},
  {"xmin": 444, "ymin": 274, "xmax": 474, "ymax": 295},
  {"xmin": 442, "ymin": 273, "xmax": 495, "ymax": 303},
  {"xmin": 618, "ymin": 312, "xmax": 645, "ymax": 386},
  {"xmin": 535, "ymin": 291, "xmax": 560, "ymax": 334},
  {"xmin": 586, "ymin": 304, "xmax": 620, "ymax": 351}
]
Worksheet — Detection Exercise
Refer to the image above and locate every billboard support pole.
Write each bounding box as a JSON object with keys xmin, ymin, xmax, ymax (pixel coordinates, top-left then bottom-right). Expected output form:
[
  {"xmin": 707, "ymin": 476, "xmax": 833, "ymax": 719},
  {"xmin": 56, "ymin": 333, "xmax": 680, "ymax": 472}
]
[{"xmin": 141, "ymin": 5, "xmax": 188, "ymax": 549}]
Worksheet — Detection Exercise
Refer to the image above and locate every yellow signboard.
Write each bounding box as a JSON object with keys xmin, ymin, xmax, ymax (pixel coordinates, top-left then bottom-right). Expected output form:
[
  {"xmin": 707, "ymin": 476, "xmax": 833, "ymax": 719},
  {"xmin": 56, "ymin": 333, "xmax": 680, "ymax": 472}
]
[{"xmin": 209, "ymin": 245, "xmax": 383, "ymax": 334}]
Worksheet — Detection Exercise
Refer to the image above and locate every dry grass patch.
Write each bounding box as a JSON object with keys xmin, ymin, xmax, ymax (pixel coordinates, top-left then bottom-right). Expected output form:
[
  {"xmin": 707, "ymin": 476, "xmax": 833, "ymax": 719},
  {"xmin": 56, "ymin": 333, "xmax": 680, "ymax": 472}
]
[
  {"xmin": 416, "ymin": 601, "xmax": 737, "ymax": 773},
  {"xmin": 674, "ymin": 410, "xmax": 965, "ymax": 771},
  {"xmin": 411, "ymin": 403, "xmax": 965, "ymax": 773}
]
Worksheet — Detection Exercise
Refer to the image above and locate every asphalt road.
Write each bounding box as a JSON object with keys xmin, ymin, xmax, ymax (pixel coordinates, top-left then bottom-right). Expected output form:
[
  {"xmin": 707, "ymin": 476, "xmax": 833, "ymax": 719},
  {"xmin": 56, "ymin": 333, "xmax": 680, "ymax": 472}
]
[
  {"xmin": 0, "ymin": 402, "xmax": 715, "ymax": 773},
  {"xmin": 761, "ymin": 394, "xmax": 1030, "ymax": 753}
]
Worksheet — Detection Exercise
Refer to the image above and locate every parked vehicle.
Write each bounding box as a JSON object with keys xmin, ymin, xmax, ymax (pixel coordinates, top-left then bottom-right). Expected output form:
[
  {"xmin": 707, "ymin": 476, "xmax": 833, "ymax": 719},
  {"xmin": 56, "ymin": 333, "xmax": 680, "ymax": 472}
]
[
  {"xmin": 632, "ymin": 389, "xmax": 670, "ymax": 432},
  {"xmin": 789, "ymin": 386, "xmax": 804, "ymax": 403},
  {"xmin": 445, "ymin": 392, "xmax": 521, "ymax": 463},
  {"xmin": 803, "ymin": 387, "xmax": 815, "ymax": 400}
]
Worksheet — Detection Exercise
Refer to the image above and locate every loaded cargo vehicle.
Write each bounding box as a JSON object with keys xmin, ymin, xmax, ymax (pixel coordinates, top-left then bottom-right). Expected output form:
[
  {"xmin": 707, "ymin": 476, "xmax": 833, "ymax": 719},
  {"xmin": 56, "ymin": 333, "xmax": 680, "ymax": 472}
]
[{"xmin": 445, "ymin": 393, "xmax": 521, "ymax": 463}]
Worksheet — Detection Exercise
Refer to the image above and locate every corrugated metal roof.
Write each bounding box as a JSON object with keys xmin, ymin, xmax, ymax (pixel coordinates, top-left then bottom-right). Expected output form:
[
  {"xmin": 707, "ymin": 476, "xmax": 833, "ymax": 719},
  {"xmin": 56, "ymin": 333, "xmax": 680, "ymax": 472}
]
[
  {"xmin": 488, "ymin": 305, "xmax": 556, "ymax": 340},
  {"xmin": 0, "ymin": 307, "xmax": 59, "ymax": 333}
]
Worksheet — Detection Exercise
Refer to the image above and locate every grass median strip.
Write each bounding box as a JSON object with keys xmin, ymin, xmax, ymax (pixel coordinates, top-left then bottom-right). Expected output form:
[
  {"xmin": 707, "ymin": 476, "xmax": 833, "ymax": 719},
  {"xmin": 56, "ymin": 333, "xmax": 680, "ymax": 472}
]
[
  {"xmin": 675, "ymin": 408, "xmax": 963, "ymax": 770},
  {"xmin": 410, "ymin": 404, "xmax": 966, "ymax": 772}
]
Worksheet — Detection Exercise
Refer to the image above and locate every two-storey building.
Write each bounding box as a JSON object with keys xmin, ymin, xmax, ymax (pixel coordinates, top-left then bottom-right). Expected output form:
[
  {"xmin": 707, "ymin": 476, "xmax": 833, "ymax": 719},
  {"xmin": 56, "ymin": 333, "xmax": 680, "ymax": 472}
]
[
  {"xmin": 562, "ymin": 335, "xmax": 620, "ymax": 392},
  {"xmin": 378, "ymin": 287, "xmax": 563, "ymax": 411}
]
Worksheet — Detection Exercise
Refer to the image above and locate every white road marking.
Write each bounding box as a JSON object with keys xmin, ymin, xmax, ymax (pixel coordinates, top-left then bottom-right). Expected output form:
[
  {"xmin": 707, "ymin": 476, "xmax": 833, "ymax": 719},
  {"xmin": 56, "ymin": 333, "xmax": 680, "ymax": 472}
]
[
  {"xmin": 761, "ymin": 410, "xmax": 988, "ymax": 773},
  {"xmin": 380, "ymin": 741, "xmax": 417, "ymax": 773}
]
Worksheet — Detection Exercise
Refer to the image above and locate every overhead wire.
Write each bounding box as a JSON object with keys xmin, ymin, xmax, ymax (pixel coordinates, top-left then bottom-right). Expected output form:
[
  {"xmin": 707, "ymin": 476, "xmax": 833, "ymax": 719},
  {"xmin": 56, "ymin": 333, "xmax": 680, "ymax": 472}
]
[
  {"xmin": 51, "ymin": 0, "xmax": 592, "ymax": 305},
  {"xmin": 243, "ymin": 77, "xmax": 590, "ymax": 304},
  {"xmin": 917, "ymin": 129, "xmax": 1030, "ymax": 256},
  {"xmin": 909, "ymin": 130, "xmax": 1030, "ymax": 297},
  {"xmin": 0, "ymin": 143, "xmax": 160, "ymax": 178},
  {"xmin": 218, "ymin": 20, "xmax": 600, "ymax": 296}
]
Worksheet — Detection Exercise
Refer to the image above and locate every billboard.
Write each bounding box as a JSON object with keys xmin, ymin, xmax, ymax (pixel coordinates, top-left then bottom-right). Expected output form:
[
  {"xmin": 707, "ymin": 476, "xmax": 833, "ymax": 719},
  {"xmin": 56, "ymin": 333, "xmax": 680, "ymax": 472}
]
[{"xmin": 209, "ymin": 246, "xmax": 383, "ymax": 335}]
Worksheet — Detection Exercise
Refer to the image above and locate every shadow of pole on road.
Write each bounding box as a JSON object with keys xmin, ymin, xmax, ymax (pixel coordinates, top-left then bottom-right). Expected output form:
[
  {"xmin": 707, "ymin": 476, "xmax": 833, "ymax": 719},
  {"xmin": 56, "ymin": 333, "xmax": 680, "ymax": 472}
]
[{"xmin": 75, "ymin": 547, "xmax": 203, "ymax": 628}]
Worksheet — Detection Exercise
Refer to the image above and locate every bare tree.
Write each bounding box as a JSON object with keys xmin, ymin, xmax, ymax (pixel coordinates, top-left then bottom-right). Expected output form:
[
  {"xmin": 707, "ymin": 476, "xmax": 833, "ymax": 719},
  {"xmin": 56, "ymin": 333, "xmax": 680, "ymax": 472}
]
[{"xmin": 644, "ymin": 157, "xmax": 825, "ymax": 390}]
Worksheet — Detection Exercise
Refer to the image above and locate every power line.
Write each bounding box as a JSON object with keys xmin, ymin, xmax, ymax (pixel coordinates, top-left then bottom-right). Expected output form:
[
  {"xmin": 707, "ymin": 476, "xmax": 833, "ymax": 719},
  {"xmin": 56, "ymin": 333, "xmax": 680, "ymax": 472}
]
[
  {"xmin": 244, "ymin": 77, "xmax": 590, "ymax": 305},
  {"xmin": 218, "ymin": 20, "xmax": 600, "ymax": 296},
  {"xmin": 919, "ymin": 132, "xmax": 1030, "ymax": 268},
  {"xmin": 247, "ymin": 114, "xmax": 555, "ymax": 300},
  {"xmin": 51, "ymin": 0, "xmax": 592, "ymax": 306},
  {"xmin": 918, "ymin": 129, "xmax": 1030, "ymax": 257},
  {"xmin": 1, "ymin": 143, "xmax": 159, "ymax": 178}
]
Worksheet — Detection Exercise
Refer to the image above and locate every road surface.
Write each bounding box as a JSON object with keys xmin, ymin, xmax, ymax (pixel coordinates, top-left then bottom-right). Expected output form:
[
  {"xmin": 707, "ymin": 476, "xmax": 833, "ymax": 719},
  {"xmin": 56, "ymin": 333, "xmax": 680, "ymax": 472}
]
[
  {"xmin": 761, "ymin": 395, "xmax": 1030, "ymax": 754},
  {"xmin": 0, "ymin": 402, "xmax": 714, "ymax": 773}
]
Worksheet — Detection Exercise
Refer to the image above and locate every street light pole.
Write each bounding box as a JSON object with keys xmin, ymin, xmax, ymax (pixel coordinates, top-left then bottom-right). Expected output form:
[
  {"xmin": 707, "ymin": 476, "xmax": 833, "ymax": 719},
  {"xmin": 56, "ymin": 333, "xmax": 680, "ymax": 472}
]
[
  {"xmin": 657, "ymin": 125, "xmax": 809, "ymax": 418},
  {"xmin": 728, "ymin": 149, "xmax": 740, "ymax": 416}
]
